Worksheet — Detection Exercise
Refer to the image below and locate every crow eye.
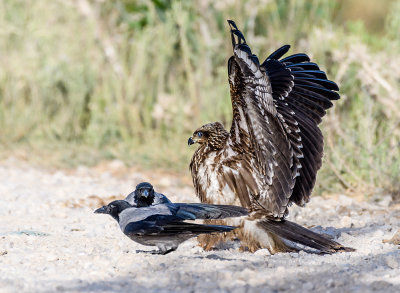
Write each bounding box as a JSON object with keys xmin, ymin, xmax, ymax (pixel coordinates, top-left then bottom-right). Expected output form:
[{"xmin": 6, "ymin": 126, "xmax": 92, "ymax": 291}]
[{"xmin": 197, "ymin": 132, "xmax": 203, "ymax": 138}]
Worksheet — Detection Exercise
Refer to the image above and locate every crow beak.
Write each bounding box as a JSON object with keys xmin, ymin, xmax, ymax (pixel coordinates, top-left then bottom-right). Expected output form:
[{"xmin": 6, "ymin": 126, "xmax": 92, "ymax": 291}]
[
  {"xmin": 94, "ymin": 206, "xmax": 108, "ymax": 214},
  {"xmin": 142, "ymin": 190, "xmax": 149, "ymax": 198},
  {"xmin": 188, "ymin": 137, "xmax": 195, "ymax": 146}
]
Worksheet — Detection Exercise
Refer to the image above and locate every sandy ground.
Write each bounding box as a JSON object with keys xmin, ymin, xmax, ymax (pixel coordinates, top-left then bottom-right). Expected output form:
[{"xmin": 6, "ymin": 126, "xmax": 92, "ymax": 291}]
[{"xmin": 0, "ymin": 158, "xmax": 399, "ymax": 293}]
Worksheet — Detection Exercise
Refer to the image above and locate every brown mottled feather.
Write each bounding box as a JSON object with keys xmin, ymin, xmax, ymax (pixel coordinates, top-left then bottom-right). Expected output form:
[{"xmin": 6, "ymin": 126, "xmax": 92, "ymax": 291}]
[{"xmin": 189, "ymin": 20, "xmax": 349, "ymax": 253}]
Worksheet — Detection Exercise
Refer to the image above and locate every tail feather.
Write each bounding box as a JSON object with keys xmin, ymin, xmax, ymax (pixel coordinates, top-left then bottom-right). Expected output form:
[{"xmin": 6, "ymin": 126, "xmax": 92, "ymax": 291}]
[
  {"xmin": 257, "ymin": 219, "xmax": 355, "ymax": 253},
  {"xmin": 199, "ymin": 223, "xmax": 236, "ymax": 233},
  {"xmin": 161, "ymin": 222, "xmax": 236, "ymax": 235}
]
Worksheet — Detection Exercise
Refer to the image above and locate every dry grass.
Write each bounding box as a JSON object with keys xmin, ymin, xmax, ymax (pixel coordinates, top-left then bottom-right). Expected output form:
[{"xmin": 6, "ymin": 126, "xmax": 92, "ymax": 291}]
[{"xmin": 0, "ymin": 0, "xmax": 399, "ymax": 198}]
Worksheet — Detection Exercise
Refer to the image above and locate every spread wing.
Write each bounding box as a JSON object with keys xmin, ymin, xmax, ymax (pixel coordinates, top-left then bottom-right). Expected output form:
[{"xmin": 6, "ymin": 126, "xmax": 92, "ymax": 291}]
[
  {"xmin": 226, "ymin": 20, "xmax": 340, "ymax": 215},
  {"xmin": 227, "ymin": 20, "xmax": 297, "ymax": 217},
  {"xmin": 260, "ymin": 44, "xmax": 339, "ymax": 206}
]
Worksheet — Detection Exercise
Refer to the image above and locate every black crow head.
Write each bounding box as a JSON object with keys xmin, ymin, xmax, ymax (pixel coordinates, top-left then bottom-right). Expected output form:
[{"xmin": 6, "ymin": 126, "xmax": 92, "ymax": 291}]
[
  {"xmin": 134, "ymin": 182, "xmax": 155, "ymax": 207},
  {"xmin": 94, "ymin": 200, "xmax": 132, "ymax": 222}
]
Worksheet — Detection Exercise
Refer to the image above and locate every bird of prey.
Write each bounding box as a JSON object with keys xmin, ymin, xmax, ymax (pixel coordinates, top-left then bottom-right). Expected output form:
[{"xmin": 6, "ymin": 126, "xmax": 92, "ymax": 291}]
[
  {"xmin": 95, "ymin": 187, "xmax": 248, "ymax": 254},
  {"xmin": 188, "ymin": 20, "xmax": 353, "ymax": 253}
]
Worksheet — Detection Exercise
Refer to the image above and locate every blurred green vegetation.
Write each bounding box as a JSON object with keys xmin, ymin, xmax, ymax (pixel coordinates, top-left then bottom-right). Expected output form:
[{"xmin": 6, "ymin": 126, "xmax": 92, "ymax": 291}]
[{"xmin": 0, "ymin": 0, "xmax": 399, "ymax": 198}]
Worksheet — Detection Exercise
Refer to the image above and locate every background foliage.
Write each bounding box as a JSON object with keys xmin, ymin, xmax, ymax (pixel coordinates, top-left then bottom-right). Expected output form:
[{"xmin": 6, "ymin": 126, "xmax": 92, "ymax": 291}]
[{"xmin": 0, "ymin": 0, "xmax": 399, "ymax": 198}]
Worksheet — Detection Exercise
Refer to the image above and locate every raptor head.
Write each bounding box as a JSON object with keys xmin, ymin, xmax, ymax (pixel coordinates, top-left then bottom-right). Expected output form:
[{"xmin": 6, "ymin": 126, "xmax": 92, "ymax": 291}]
[
  {"xmin": 188, "ymin": 122, "xmax": 229, "ymax": 150},
  {"xmin": 94, "ymin": 200, "xmax": 132, "ymax": 222}
]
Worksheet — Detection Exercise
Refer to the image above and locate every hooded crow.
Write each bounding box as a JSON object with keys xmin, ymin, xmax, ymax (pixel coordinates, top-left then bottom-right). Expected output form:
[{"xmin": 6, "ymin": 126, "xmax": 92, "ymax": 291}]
[
  {"xmin": 124, "ymin": 182, "xmax": 248, "ymax": 219},
  {"xmin": 95, "ymin": 199, "xmax": 247, "ymax": 254},
  {"xmin": 125, "ymin": 182, "xmax": 171, "ymax": 207}
]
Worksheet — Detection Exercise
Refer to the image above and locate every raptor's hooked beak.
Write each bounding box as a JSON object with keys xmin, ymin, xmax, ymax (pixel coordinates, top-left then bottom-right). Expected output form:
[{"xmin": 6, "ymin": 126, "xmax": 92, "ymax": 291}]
[
  {"xmin": 94, "ymin": 206, "xmax": 108, "ymax": 214},
  {"xmin": 188, "ymin": 137, "xmax": 195, "ymax": 146}
]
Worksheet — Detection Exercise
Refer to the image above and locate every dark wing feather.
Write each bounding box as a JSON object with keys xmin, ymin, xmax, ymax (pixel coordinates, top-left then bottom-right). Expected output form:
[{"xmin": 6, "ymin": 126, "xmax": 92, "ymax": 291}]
[
  {"xmin": 227, "ymin": 21, "xmax": 296, "ymax": 217},
  {"xmin": 155, "ymin": 222, "xmax": 235, "ymax": 235},
  {"xmin": 261, "ymin": 45, "xmax": 340, "ymax": 206},
  {"xmin": 174, "ymin": 203, "xmax": 248, "ymax": 220},
  {"xmin": 124, "ymin": 214, "xmax": 235, "ymax": 236},
  {"xmin": 123, "ymin": 215, "xmax": 178, "ymax": 235}
]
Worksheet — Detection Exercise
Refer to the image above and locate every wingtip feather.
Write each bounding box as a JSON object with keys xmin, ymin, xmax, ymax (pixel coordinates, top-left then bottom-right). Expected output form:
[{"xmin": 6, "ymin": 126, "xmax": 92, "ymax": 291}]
[{"xmin": 227, "ymin": 19, "xmax": 238, "ymax": 30}]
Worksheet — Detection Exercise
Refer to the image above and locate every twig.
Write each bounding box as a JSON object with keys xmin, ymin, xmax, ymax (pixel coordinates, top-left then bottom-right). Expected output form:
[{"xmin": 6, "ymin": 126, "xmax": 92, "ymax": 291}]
[{"xmin": 325, "ymin": 158, "xmax": 353, "ymax": 191}]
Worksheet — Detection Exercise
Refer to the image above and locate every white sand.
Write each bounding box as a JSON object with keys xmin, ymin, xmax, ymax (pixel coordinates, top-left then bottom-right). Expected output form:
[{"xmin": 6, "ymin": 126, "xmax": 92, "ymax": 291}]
[{"xmin": 0, "ymin": 159, "xmax": 399, "ymax": 293}]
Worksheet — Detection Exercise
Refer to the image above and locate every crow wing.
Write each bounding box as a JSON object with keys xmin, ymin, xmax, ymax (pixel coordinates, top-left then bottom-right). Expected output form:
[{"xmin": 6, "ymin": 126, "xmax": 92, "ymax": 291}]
[
  {"xmin": 123, "ymin": 214, "xmax": 235, "ymax": 236},
  {"xmin": 173, "ymin": 203, "xmax": 248, "ymax": 220}
]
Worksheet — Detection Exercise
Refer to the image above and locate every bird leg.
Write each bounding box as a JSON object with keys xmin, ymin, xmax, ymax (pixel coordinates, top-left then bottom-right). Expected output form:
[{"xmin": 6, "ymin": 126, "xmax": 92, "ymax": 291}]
[
  {"xmin": 235, "ymin": 227, "xmax": 262, "ymax": 253},
  {"xmin": 157, "ymin": 247, "xmax": 177, "ymax": 255},
  {"xmin": 197, "ymin": 234, "xmax": 219, "ymax": 251},
  {"xmin": 153, "ymin": 244, "xmax": 178, "ymax": 255},
  {"xmin": 135, "ymin": 248, "xmax": 177, "ymax": 255},
  {"xmin": 197, "ymin": 219, "xmax": 236, "ymax": 251},
  {"xmin": 135, "ymin": 249, "xmax": 157, "ymax": 254}
]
